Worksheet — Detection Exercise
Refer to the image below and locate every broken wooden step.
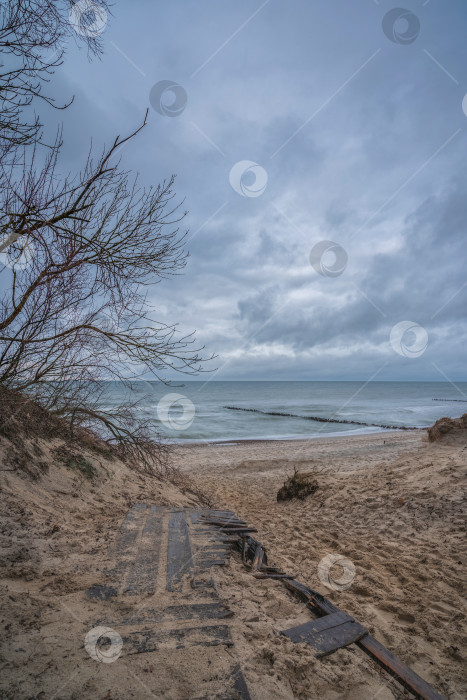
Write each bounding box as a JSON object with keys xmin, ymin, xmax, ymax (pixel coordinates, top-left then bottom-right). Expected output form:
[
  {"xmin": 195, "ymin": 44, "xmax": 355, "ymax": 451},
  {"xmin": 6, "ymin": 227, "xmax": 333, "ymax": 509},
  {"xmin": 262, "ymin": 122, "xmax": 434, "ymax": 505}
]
[
  {"xmin": 281, "ymin": 611, "xmax": 368, "ymax": 657},
  {"xmin": 236, "ymin": 532, "xmax": 446, "ymax": 700}
]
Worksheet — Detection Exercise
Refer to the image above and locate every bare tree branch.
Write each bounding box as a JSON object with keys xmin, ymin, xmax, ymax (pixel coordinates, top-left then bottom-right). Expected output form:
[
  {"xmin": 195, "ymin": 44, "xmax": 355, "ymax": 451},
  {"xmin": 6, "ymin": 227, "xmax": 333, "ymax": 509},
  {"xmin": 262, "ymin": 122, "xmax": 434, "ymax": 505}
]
[{"xmin": 0, "ymin": 3, "xmax": 214, "ymax": 473}]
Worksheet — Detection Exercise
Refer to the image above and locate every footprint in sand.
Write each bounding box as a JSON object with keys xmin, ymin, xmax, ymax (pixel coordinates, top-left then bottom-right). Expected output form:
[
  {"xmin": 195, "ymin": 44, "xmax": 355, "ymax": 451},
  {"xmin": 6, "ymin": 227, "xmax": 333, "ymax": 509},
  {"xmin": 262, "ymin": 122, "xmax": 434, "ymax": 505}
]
[{"xmin": 397, "ymin": 612, "xmax": 416, "ymax": 624}]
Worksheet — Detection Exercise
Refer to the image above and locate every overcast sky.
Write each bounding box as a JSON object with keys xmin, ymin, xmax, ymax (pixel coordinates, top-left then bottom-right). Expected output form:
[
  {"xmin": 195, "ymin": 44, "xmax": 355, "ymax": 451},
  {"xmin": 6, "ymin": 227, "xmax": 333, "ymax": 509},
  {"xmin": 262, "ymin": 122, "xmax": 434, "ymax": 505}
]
[{"xmin": 45, "ymin": 0, "xmax": 466, "ymax": 381}]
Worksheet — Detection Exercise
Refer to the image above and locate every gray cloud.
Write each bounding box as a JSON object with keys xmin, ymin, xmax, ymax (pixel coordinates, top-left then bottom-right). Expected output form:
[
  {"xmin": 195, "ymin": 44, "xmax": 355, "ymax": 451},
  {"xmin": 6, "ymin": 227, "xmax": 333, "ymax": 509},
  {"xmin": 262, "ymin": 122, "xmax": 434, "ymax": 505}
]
[{"xmin": 37, "ymin": 0, "xmax": 467, "ymax": 381}]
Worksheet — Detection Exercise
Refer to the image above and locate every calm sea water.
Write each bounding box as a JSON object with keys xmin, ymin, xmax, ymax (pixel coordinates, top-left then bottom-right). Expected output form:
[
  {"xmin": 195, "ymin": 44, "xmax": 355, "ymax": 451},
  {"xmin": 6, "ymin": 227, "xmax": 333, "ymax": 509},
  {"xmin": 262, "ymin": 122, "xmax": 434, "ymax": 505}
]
[{"xmin": 98, "ymin": 381, "xmax": 467, "ymax": 443}]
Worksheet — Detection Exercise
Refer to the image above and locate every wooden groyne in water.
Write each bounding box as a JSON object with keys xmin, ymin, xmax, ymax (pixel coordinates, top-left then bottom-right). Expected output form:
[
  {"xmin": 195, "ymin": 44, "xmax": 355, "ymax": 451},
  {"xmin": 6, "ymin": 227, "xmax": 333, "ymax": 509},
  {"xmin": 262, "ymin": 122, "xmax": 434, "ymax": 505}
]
[{"xmin": 223, "ymin": 406, "xmax": 419, "ymax": 431}]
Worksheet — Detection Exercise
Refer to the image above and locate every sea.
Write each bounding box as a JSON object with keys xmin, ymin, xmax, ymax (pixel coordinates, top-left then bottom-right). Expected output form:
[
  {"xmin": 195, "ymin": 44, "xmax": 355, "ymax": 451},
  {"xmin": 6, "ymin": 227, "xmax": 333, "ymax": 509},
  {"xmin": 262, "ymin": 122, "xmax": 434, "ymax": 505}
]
[{"xmin": 98, "ymin": 381, "xmax": 467, "ymax": 443}]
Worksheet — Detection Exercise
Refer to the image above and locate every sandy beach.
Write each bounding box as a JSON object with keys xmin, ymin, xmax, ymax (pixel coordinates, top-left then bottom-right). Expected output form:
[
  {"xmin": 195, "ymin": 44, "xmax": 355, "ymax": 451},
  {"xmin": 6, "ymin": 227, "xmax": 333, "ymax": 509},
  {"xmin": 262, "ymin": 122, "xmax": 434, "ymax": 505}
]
[
  {"xmin": 1, "ymin": 0, "xmax": 466, "ymax": 695},
  {"xmin": 172, "ymin": 429, "xmax": 466, "ymax": 699},
  {"xmin": 1, "ymin": 422, "xmax": 465, "ymax": 698}
]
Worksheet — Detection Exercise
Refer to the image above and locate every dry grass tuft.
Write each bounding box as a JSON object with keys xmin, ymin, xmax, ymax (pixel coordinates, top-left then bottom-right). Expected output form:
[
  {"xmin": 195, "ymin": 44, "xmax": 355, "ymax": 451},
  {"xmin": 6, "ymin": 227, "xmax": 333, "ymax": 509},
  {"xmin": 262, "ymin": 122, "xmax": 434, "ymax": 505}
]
[
  {"xmin": 277, "ymin": 469, "xmax": 319, "ymax": 501},
  {"xmin": 0, "ymin": 386, "xmax": 211, "ymax": 505}
]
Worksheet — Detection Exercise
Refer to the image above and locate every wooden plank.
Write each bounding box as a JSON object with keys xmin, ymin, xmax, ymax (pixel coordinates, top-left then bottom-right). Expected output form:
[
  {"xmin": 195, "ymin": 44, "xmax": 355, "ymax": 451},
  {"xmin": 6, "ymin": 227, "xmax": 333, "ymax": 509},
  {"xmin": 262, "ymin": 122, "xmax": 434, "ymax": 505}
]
[
  {"xmin": 116, "ymin": 603, "xmax": 234, "ymax": 625},
  {"xmin": 167, "ymin": 509, "xmax": 193, "ymax": 591},
  {"xmin": 230, "ymin": 663, "xmax": 252, "ymax": 700},
  {"xmin": 357, "ymin": 635, "xmax": 447, "ymax": 700},
  {"xmin": 201, "ymin": 516, "xmax": 247, "ymax": 522},
  {"xmin": 252, "ymin": 544, "xmax": 265, "ymax": 570},
  {"xmin": 203, "ymin": 524, "xmax": 248, "ymax": 531},
  {"xmin": 121, "ymin": 502, "xmax": 147, "ymax": 522},
  {"xmin": 280, "ymin": 581, "xmax": 445, "ymax": 697},
  {"xmin": 190, "ymin": 577, "xmax": 218, "ymax": 594},
  {"xmin": 107, "ymin": 504, "xmax": 152, "ymax": 590},
  {"xmin": 283, "ymin": 578, "xmax": 339, "ymax": 615},
  {"xmin": 282, "ymin": 612, "xmax": 367, "ymax": 657},
  {"xmin": 123, "ymin": 624, "xmax": 234, "ymax": 655},
  {"xmin": 114, "ymin": 503, "xmax": 147, "ymax": 551},
  {"xmin": 189, "ymin": 510, "xmax": 202, "ymax": 524},
  {"xmin": 202, "ymin": 511, "xmax": 236, "ymax": 520},
  {"xmin": 314, "ymin": 621, "xmax": 368, "ymax": 657},
  {"xmin": 85, "ymin": 584, "xmax": 118, "ymax": 600},
  {"xmin": 215, "ymin": 527, "xmax": 258, "ymax": 533},
  {"xmin": 235, "ymin": 529, "xmax": 446, "ymax": 700},
  {"xmin": 196, "ymin": 559, "xmax": 228, "ymax": 568},
  {"xmin": 237, "ymin": 535, "xmax": 268, "ymax": 566},
  {"xmin": 191, "ymin": 529, "xmax": 234, "ymax": 539},
  {"xmin": 292, "ymin": 610, "xmax": 353, "ymax": 631},
  {"xmin": 200, "ymin": 522, "xmax": 247, "ymax": 529},
  {"xmin": 196, "ymin": 555, "xmax": 229, "ymax": 564},
  {"xmin": 201, "ymin": 515, "xmax": 246, "ymax": 522},
  {"xmin": 124, "ymin": 506, "xmax": 163, "ymax": 595}
]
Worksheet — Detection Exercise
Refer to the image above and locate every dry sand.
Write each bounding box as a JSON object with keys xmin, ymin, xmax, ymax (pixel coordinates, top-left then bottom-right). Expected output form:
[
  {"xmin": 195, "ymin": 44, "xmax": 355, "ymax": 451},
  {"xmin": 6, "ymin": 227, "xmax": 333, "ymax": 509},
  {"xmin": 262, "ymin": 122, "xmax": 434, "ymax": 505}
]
[
  {"xmin": 0, "ymin": 426, "xmax": 465, "ymax": 699},
  {"xmin": 173, "ymin": 430, "xmax": 466, "ymax": 699}
]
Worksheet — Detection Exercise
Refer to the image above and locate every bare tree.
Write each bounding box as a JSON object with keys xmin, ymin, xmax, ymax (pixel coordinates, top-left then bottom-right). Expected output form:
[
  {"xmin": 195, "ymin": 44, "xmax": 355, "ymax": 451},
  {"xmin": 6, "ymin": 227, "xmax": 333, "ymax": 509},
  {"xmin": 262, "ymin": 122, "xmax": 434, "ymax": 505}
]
[
  {"xmin": 0, "ymin": 116, "xmax": 212, "ymax": 466},
  {"xmin": 0, "ymin": 0, "xmax": 110, "ymax": 159},
  {"xmin": 0, "ymin": 2, "xmax": 212, "ymax": 471}
]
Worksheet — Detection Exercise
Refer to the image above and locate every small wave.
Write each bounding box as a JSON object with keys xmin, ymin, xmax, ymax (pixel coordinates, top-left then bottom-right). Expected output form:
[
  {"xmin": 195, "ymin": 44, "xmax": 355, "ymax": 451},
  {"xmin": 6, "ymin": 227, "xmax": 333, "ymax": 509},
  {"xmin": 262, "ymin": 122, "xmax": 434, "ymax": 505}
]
[
  {"xmin": 433, "ymin": 398, "xmax": 467, "ymax": 403},
  {"xmin": 223, "ymin": 406, "xmax": 418, "ymax": 430}
]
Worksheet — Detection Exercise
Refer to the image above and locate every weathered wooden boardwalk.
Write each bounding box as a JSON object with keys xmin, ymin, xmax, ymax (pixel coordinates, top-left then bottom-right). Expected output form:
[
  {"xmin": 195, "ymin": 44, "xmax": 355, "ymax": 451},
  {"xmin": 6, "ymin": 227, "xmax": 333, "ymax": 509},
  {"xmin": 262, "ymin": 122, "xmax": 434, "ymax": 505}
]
[
  {"xmin": 236, "ymin": 530, "xmax": 447, "ymax": 700},
  {"xmin": 87, "ymin": 504, "xmax": 251, "ymax": 699},
  {"xmin": 87, "ymin": 504, "xmax": 446, "ymax": 700}
]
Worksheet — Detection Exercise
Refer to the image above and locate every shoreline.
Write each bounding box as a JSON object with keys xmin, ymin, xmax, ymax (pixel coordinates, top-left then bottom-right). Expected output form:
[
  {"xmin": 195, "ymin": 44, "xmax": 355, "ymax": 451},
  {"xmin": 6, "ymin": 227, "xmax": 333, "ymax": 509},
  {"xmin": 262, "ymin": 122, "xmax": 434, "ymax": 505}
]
[
  {"xmin": 172, "ymin": 429, "xmax": 426, "ymax": 477},
  {"xmin": 171, "ymin": 427, "xmax": 422, "ymax": 449}
]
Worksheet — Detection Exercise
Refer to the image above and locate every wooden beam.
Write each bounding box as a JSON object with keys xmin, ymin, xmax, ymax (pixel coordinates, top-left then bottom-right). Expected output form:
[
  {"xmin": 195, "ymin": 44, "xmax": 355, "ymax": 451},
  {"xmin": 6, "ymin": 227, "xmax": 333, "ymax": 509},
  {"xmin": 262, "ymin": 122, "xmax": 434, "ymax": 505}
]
[{"xmin": 357, "ymin": 635, "xmax": 447, "ymax": 700}]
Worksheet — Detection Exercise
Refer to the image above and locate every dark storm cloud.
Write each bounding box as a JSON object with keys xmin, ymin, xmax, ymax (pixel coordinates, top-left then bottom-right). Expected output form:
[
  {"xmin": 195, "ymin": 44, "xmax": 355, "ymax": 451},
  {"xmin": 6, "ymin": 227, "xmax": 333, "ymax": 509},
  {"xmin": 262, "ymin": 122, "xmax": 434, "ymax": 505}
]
[{"xmin": 40, "ymin": 0, "xmax": 467, "ymax": 380}]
